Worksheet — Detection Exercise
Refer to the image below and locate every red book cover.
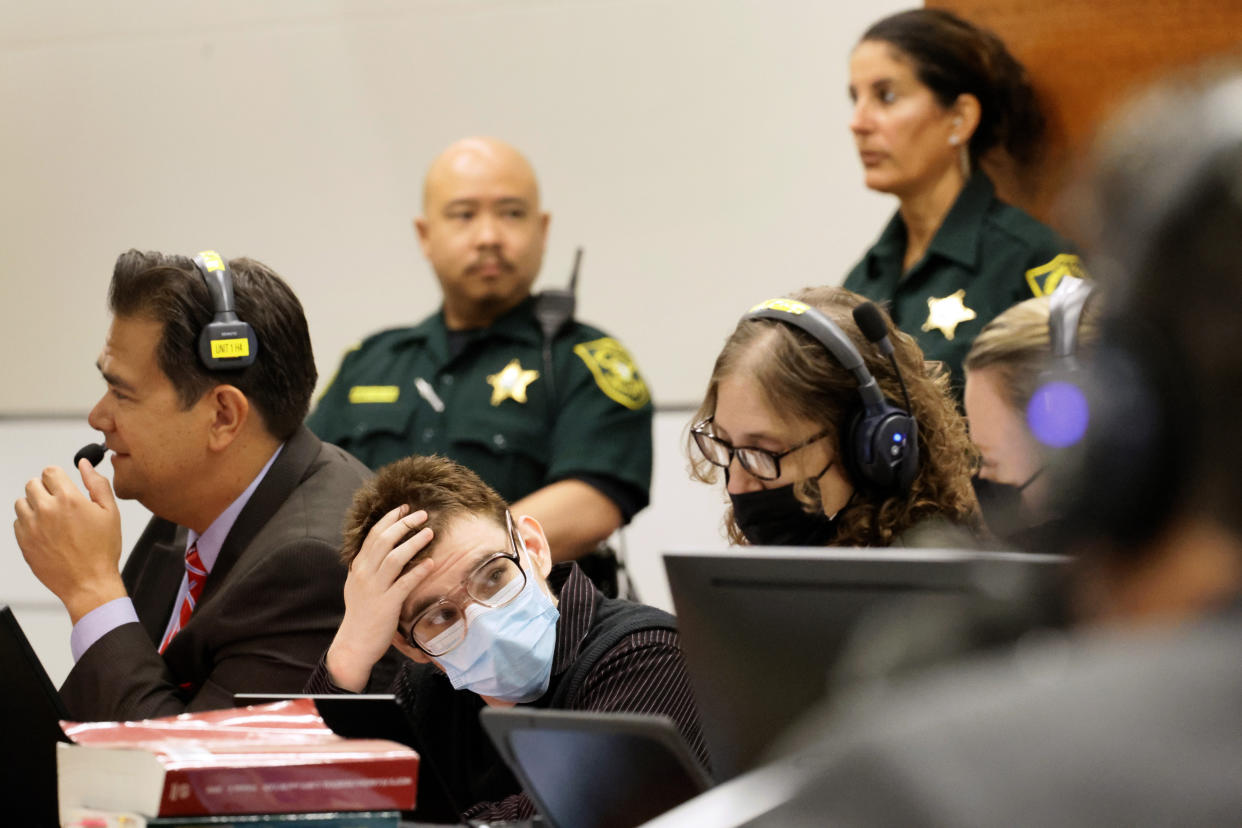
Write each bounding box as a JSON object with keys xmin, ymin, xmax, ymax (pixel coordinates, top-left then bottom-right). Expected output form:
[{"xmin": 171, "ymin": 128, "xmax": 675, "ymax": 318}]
[{"xmin": 57, "ymin": 699, "xmax": 418, "ymax": 819}]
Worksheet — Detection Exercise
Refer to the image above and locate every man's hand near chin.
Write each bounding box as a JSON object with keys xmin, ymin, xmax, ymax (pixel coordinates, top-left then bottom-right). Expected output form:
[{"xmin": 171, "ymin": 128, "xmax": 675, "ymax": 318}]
[{"xmin": 13, "ymin": 459, "xmax": 128, "ymax": 623}]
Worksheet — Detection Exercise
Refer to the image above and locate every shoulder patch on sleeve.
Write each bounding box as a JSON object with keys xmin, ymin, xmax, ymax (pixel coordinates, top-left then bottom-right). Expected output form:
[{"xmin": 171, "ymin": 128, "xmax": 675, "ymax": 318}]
[
  {"xmin": 572, "ymin": 337, "xmax": 651, "ymax": 410},
  {"xmin": 1025, "ymin": 253, "xmax": 1086, "ymax": 297}
]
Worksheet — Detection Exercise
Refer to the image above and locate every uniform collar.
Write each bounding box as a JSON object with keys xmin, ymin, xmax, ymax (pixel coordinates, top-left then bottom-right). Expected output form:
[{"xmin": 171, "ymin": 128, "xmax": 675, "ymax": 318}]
[
  {"xmin": 409, "ymin": 294, "xmax": 541, "ymax": 342},
  {"xmin": 400, "ymin": 295, "xmax": 543, "ymax": 355},
  {"xmin": 868, "ymin": 207, "xmax": 908, "ymax": 265},
  {"xmin": 863, "ymin": 171, "xmax": 996, "ymax": 274},
  {"xmin": 923, "ymin": 171, "xmax": 995, "ymax": 270}
]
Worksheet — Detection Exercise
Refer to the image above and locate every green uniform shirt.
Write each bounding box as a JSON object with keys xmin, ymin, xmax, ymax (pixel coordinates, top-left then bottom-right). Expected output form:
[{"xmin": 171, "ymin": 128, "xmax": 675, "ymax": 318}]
[
  {"xmin": 306, "ymin": 297, "xmax": 653, "ymax": 514},
  {"xmin": 843, "ymin": 172, "xmax": 1083, "ymax": 394}
]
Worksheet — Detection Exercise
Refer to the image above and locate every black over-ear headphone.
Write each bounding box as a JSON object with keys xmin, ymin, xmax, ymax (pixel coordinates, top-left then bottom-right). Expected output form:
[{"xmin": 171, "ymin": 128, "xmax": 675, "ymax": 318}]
[
  {"xmin": 192, "ymin": 250, "xmax": 259, "ymax": 370},
  {"xmin": 743, "ymin": 298, "xmax": 919, "ymax": 492}
]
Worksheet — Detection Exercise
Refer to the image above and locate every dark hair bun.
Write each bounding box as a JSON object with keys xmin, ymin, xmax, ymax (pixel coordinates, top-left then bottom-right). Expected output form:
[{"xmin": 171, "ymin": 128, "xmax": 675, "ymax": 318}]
[{"xmin": 862, "ymin": 8, "xmax": 1044, "ymax": 165}]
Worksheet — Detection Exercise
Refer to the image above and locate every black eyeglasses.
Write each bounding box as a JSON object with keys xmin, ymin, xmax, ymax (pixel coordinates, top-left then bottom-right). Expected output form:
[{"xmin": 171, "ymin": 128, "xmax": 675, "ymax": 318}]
[
  {"xmin": 691, "ymin": 418, "xmax": 832, "ymax": 481},
  {"xmin": 403, "ymin": 510, "xmax": 527, "ymax": 656}
]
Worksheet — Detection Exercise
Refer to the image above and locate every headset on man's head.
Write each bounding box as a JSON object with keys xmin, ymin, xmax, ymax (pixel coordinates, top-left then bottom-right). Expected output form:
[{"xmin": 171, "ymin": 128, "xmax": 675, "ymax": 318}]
[{"xmin": 192, "ymin": 250, "xmax": 259, "ymax": 371}]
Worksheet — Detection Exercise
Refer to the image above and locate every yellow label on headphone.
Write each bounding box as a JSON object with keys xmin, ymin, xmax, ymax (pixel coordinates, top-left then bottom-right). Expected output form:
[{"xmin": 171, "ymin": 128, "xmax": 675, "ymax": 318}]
[
  {"xmin": 210, "ymin": 338, "xmax": 250, "ymax": 359},
  {"xmin": 197, "ymin": 250, "xmax": 226, "ymax": 272},
  {"xmin": 750, "ymin": 298, "xmax": 809, "ymax": 315}
]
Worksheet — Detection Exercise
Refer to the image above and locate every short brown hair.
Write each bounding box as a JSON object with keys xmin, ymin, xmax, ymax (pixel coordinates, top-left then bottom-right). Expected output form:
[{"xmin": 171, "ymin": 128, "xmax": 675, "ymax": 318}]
[
  {"xmin": 108, "ymin": 249, "xmax": 316, "ymax": 440},
  {"xmin": 689, "ymin": 285, "xmax": 979, "ymax": 546},
  {"xmin": 341, "ymin": 454, "xmax": 509, "ymax": 566}
]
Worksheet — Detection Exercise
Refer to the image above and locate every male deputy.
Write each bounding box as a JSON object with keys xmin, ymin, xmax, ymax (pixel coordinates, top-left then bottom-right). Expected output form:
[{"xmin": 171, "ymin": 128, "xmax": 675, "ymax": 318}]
[
  {"xmin": 307, "ymin": 137, "xmax": 652, "ymax": 581},
  {"xmin": 308, "ymin": 454, "xmax": 706, "ymax": 823},
  {"xmin": 13, "ymin": 250, "xmax": 371, "ymax": 721}
]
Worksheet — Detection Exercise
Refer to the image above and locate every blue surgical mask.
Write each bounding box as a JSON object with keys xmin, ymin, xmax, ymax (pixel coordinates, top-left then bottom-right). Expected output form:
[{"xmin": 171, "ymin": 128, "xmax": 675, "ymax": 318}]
[{"xmin": 429, "ymin": 554, "xmax": 560, "ymax": 703}]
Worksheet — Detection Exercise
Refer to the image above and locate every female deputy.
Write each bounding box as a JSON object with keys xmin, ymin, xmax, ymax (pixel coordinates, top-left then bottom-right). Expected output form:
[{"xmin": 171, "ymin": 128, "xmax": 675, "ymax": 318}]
[
  {"xmin": 688, "ymin": 285, "xmax": 979, "ymax": 548},
  {"xmin": 843, "ymin": 8, "xmax": 1082, "ymax": 394},
  {"xmin": 963, "ymin": 282, "xmax": 1096, "ymax": 547}
]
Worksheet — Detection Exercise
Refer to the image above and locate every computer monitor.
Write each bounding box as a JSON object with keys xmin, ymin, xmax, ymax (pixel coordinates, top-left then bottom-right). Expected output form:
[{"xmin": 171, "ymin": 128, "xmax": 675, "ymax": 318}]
[{"xmin": 664, "ymin": 547, "xmax": 1066, "ymax": 781}]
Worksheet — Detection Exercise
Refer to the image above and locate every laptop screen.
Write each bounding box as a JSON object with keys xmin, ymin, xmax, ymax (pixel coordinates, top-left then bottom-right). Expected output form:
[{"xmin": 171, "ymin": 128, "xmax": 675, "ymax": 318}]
[{"xmin": 481, "ymin": 707, "xmax": 712, "ymax": 828}]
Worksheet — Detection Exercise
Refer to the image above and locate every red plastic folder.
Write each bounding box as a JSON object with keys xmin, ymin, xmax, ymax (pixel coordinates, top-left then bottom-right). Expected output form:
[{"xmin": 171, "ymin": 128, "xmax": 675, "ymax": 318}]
[{"xmin": 57, "ymin": 699, "xmax": 418, "ymax": 819}]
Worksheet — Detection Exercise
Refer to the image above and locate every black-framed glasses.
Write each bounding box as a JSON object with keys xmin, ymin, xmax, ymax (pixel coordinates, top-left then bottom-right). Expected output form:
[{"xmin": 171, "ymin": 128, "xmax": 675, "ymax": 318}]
[
  {"xmin": 403, "ymin": 510, "xmax": 527, "ymax": 656},
  {"xmin": 691, "ymin": 417, "xmax": 832, "ymax": 481}
]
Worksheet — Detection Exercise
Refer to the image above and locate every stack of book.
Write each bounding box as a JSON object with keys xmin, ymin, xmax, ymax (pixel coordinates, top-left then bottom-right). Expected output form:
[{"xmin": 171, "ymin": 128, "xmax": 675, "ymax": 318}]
[{"xmin": 57, "ymin": 699, "xmax": 417, "ymax": 828}]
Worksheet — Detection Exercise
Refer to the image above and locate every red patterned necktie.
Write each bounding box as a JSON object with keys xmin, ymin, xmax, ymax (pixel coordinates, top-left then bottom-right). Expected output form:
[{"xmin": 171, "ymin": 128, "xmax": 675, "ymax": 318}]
[{"xmin": 159, "ymin": 542, "xmax": 207, "ymax": 653}]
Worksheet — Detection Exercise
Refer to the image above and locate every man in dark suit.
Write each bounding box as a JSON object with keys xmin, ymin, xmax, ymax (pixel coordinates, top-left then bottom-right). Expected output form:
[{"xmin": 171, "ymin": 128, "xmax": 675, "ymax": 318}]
[{"xmin": 14, "ymin": 249, "xmax": 371, "ymax": 721}]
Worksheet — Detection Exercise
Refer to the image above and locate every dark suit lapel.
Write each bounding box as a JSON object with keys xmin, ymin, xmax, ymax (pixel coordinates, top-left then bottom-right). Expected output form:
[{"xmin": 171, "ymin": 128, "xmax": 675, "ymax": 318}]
[
  {"xmin": 203, "ymin": 426, "xmax": 321, "ymax": 598},
  {"xmin": 124, "ymin": 519, "xmax": 189, "ymax": 644}
]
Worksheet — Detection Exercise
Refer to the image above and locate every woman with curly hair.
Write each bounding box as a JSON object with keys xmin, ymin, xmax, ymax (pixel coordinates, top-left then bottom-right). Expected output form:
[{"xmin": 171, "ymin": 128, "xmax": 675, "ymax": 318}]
[{"xmin": 689, "ymin": 285, "xmax": 980, "ymax": 547}]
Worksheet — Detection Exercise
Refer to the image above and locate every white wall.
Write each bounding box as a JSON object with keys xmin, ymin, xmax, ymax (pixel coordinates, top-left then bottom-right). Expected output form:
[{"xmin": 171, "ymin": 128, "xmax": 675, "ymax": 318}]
[
  {"xmin": 1, "ymin": 0, "xmax": 907, "ymax": 687},
  {"xmin": 1, "ymin": 0, "xmax": 898, "ymax": 414},
  {"xmin": 1, "ymin": 420, "xmax": 158, "ymax": 688}
]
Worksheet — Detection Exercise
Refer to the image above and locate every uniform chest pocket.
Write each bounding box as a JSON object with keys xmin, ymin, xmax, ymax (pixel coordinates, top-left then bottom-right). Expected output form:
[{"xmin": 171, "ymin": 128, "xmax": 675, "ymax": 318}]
[
  {"xmin": 343, "ymin": 398, "xmax": 417, "ymax": 437},
  {"xmin": 444, "ymin": 413, "xmax": 551, "ymax": 503},
  {"xmin": 326, "ymin": 399, "xmax": 420, "ymax": 470}
]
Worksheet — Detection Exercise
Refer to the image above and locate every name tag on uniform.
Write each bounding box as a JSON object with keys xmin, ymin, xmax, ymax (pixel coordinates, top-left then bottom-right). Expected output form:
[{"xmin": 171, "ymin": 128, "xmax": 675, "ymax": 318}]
[{"xmin": 348, "ymin": 385, "xmax": 400, "ymax": 404}]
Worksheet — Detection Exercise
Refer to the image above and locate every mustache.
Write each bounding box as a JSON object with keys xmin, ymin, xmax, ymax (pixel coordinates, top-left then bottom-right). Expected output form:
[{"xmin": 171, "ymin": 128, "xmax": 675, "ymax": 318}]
[{"xmin": 466, "ymin": 254, "xmax": 514, "ymax": 274}]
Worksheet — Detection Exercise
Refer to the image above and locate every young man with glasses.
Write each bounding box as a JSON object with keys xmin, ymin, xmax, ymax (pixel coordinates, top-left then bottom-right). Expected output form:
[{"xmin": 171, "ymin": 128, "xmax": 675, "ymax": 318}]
[{"xmin": 306, "ymin": 454, "xmax": 707, "ymax": 823}]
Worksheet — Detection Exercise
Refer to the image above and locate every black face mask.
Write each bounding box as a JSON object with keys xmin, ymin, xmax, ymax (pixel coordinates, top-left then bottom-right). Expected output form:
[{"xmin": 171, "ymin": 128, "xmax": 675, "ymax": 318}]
[
  {"xmin": 730, "ymin": 484, "xmax": 840, "ymax": 546},
  {"xmin": 972, "ymin": 468, "xmax": 1043, "ymax": 541}
]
